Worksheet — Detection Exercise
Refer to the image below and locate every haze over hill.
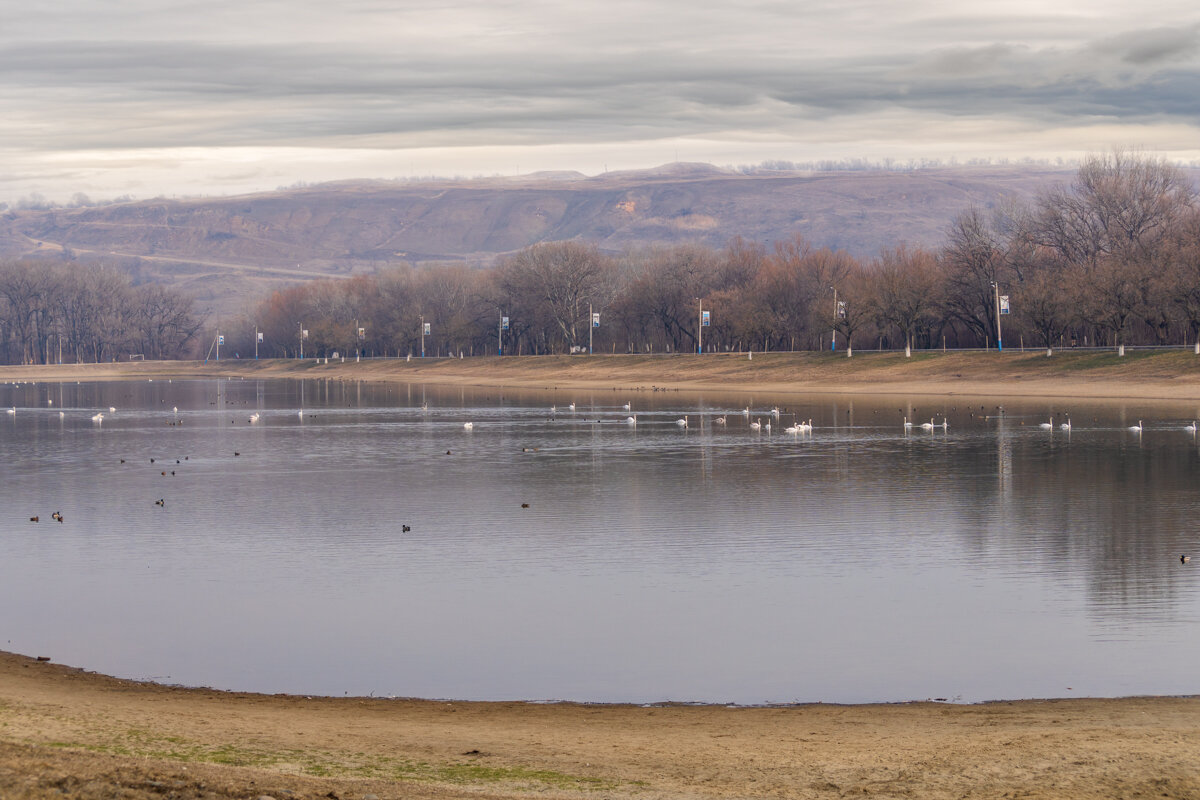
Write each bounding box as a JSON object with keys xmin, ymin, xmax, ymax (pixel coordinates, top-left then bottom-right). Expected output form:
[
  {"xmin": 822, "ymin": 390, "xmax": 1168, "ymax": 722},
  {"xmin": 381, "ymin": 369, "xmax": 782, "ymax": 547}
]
[{"xmin": 0, "ymin": 163, "xmax": 1078, "ymax": 317}]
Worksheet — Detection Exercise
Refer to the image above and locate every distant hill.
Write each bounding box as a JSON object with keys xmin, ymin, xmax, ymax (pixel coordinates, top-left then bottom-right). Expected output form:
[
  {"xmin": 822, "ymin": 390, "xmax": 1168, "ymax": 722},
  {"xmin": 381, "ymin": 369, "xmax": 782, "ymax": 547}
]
[{"xmin": 0, "ymin": 163, "xmax": 1079, "ymax": 317}]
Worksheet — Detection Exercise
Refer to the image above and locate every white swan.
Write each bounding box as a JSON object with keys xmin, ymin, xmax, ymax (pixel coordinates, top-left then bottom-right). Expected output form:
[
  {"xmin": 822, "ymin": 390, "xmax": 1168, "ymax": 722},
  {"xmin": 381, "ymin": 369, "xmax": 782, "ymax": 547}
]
[
  {"xmin": 91, "ymin": 412, "xmax": 104, "ymax": 422},
  {"xmin": 749, "ymin": 419, "xmax": 762, "ymax": 431},
  {"xmin": 625, "ymin": 414, "xmax": 637, "ymax": 425},
  {"xmin": 463, "ymin": 421, "xmax": 474, "ymax": 430},
  {"xmin": 771, "ymin": 407, "xmax": 781, "ymax": 418},
  {"xmin": 801, "ymin": 419, "xmax": 813, "ymax": 432},
  {"xmin": 1186, "ymin": 420, "xmax": 1197, "ymax": 433},
  {"xmin": 568, "ymin": 403, "xmax": 576, "ymax": 411},
  {"xmin": 249, "ymin": 413, "xmax": 260, "ymax": 423},
  {"xmin": 1129, "ymin": 420, "xmax": 1143, "ymax": 432},
  {"xmin": 109, "ymin": 406, "xmax": 116, "ymax": 413},
  {"xmin": 623, "ymin": 402, "xmax": 631, "ymax": 411},
  {"xmin": 764, "ymin": 420, "xmax": 772, "ymax": 432},
  {"xmin": 1039, "ymin": 417, "xmax": 1053, "ymax": 430},
  {"xmin": 1060, "ymin": 418, "xmax": 1072, "ymax": 431},
  {"xmin": 920, "ymin": 418, "xmax": 935, "ymax": 430},
  {"xmin": 940, "ymin": 419, "xmax": 949, "ymax": 430},
  {"xmin": 903, "ymin": 416, "xmax": 913, "ymax": 429},
  {"xmin": 785, "ymin": 422, "xmax": 800, "ymax": 434},
  {"xmin": 5, "ymin": 407, "xmax": 13, "ymax": 415},
  {"xmin": 742, "ymin": 407, "xmax": 750, "ymax": 416},
  {"xmin": 675, "ymin": 416, "xmax": 688, "ymax": 428},
  {"xmin": 714, "ymin": 416, "xmax": 727, "ymax": 425}
]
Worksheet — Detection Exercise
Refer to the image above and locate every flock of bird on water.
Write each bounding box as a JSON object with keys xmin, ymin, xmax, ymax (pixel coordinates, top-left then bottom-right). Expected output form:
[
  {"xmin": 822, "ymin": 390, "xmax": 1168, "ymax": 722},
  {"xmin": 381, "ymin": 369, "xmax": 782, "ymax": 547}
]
[{"xmin": 4, "ymin": 379, "xmax": 1198, "ymax": 564}]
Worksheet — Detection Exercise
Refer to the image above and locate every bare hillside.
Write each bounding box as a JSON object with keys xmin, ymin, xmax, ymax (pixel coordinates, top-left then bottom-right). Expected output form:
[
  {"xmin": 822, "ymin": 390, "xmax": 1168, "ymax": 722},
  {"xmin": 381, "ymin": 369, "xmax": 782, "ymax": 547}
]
[{"xmin": 0, "ymin": 164, "xmax": 1075, "ymax": 316}]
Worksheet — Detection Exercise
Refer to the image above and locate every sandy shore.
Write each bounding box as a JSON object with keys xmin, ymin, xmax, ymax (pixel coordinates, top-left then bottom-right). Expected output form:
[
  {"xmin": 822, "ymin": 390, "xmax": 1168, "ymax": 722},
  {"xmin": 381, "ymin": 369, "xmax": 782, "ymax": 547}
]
[
  {"xmin": 4, "ymin": 349, "xmax": 1200, "ymax": 401},
  {"xmin": 0, "ymin": 651, "xmax": 1196, "ymax": 800}
]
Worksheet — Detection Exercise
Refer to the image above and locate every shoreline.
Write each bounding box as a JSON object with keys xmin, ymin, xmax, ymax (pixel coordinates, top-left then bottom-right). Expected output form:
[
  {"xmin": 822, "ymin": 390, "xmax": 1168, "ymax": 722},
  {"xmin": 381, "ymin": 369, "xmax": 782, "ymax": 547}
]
[
  {"xmin": 6, "ymin": 354, "xmax": 1200, "ymax": 797},
  {"xmin": 1, "ymin": 650, "xmax": 1197, "ymax": 799},
  {"xmin": 3, "ymin": 349, "xmax": 1200, "ymax": 401}
]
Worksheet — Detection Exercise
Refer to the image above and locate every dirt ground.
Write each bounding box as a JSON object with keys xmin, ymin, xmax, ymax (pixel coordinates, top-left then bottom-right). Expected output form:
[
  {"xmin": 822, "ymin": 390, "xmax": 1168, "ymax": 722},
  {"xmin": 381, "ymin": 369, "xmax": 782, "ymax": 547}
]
[
  {"xmin": 1, "ymin": 652, "xmax": 1198, "ymax": 800},
  {"xmin": 5, "ymin": 350, "xmax": 1200, "ymax": 401}
]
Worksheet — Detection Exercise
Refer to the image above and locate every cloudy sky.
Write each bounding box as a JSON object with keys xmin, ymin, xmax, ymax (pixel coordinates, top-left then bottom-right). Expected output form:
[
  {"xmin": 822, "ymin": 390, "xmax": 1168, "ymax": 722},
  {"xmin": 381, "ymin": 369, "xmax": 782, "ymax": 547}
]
[{"xmin": 3, "ymin": 0, "xmax": 1199, "ymax": 203}]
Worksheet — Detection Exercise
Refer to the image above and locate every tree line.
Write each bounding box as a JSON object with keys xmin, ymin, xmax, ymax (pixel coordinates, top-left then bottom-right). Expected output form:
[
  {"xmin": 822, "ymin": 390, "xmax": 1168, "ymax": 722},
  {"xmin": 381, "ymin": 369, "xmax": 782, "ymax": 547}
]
[
  {"xmin": 0, "ymin": 262, "xmax": 201, "ymax": 364},
  {"xmin": 4, "ymin": 150, "xmax": 1198, "ymax": 364},
  {"xmin": 225, "ymin": 152, "xmax": 1199, "ymax": 360}
]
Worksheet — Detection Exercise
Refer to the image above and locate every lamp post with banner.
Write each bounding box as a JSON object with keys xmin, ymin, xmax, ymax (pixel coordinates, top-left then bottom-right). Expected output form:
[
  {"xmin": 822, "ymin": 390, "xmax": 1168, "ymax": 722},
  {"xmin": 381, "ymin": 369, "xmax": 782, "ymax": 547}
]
[
  {"xmin": 698, "ymin": 299, "xmax": 710, "ymax": 354},
  {"xmin": 216, "ymin": 333, "xmax": 223, "ymax": 361},
  {"xmin": 299, "ymin": 323, "xmax": 308, "ymax": 359},
  {"xmin": 255, "ymin": 327, "xmax": 263, "ymax": 360},
  {"xmin": 356, "ymin": 325, "xmax": 365, "ymax": 361},
  {"xmin": 992, "ymin": 282, "xmax": 1008, "ymax": 351},
  {"xmin": 831, "ymin": 287, "xmax": 838, "ymax": 351},
  {"xmin": 589, "ymin": 304, "xmax": 600, "ymax": 354},
  {"xmin": 421, "ymin": 317, "xmax": 429, "ymax": 358},
  {"xmin": 499, "ymin": 313, "xmax": 509, "ymax": 355}
]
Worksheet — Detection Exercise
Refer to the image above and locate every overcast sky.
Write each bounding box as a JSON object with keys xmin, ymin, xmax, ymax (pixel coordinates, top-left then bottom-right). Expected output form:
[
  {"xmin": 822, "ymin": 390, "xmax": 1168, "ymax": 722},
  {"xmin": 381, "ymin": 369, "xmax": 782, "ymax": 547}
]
[{"xmin": 3, "ymin": 0, "xmax": 1199, "ymax": 203}]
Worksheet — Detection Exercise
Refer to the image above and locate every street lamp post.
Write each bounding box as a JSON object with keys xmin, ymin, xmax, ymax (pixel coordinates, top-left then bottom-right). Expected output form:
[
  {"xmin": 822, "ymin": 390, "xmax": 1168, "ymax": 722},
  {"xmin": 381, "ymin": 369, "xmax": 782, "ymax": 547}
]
[
  {"xmin": 831, "ymin": 287, "xmax": 837, "ymax": 352},
  {"xmin": 420, "ymin": 315, "xmax": 426, "ymax": 358},
  {"xmin": 992, "ymin": 281, "xmax": 1004, "ymax": 352},
  {"xmin": 589, "ymin": 303, "xmax": 593, "ymax": 355},
  {"xmin": 697, "ymin": 298, "xmax": 703, "ymax": 354},
  {"xmin": 298, "ymin": 322, "xmax": 304, "ymax": 359}
]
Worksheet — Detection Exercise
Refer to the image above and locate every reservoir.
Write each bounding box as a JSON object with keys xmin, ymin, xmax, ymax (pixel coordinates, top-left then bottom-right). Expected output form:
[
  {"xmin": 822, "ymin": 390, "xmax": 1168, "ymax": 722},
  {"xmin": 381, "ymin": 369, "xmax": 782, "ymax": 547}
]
[{"xmin": 2, "ymin": 378, "xmax": 1198, "ymax": 704}]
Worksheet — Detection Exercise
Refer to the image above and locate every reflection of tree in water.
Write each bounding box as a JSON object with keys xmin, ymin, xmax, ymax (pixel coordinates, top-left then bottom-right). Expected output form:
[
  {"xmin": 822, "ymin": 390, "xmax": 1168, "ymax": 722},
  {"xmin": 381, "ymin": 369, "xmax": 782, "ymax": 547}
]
[{"xmin": 952, "ymin": 432, "xmax": 1200, "ymax": 620}]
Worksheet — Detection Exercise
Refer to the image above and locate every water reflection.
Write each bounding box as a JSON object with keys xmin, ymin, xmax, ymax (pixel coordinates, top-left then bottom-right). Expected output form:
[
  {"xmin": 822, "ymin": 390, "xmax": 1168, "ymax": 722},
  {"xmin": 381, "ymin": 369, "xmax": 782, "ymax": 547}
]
[{"xmin": 1, "ymin": 378, "xmax": 1198, "ymax": 703}]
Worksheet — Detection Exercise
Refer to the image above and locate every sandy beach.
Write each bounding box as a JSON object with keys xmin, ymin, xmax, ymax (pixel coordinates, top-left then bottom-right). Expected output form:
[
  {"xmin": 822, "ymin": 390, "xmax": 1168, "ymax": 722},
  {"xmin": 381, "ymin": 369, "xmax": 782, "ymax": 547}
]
[
  {"xmin": 1, "ymin": 651, "xmax": 1197, "ymax": 800},
  {"xmin": 4, "ymin": 349, "xmax": 1200, "ymax": 401},
  {"xmin": 4, "ymin": 351, "xmax": 1199, "ymax": 798}
]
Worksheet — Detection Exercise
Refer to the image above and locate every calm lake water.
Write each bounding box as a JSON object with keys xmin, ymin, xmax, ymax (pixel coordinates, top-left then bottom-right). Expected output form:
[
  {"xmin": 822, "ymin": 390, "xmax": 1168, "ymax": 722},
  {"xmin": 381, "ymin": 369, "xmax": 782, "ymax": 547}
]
[{"xmin": 2, "ymin": 377, "xmax": 1199, "ymax": 705}]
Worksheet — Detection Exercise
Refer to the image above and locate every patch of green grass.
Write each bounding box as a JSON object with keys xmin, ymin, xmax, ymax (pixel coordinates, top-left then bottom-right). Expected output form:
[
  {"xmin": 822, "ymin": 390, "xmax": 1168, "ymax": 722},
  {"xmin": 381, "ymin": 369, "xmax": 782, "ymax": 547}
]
[{"xmin": 41, "ymin": 734, "xmax": 626, "ymax": 792}]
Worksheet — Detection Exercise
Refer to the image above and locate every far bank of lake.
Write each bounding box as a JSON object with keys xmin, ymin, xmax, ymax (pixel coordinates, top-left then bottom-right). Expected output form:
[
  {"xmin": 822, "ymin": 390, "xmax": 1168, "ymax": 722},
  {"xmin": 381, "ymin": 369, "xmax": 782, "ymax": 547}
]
[{"xmin": 4, "ymin": 349, "xmax": 1200, "ymax": 401}]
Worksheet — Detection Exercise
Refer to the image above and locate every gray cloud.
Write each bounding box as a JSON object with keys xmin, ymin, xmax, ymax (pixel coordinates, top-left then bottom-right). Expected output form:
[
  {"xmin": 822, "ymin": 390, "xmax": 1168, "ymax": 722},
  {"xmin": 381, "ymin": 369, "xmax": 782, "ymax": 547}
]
[{"xmin": 2, "ymin": 1, "xmax": 1200, "ymax": 200}]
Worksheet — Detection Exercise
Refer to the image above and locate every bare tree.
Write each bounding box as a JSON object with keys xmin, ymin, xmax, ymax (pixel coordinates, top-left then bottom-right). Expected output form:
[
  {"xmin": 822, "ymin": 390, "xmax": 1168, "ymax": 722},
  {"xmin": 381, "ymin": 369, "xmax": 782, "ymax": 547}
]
[{"xmin": 497, "ymin": 242, "xmax": 616, "ymax": 352}]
